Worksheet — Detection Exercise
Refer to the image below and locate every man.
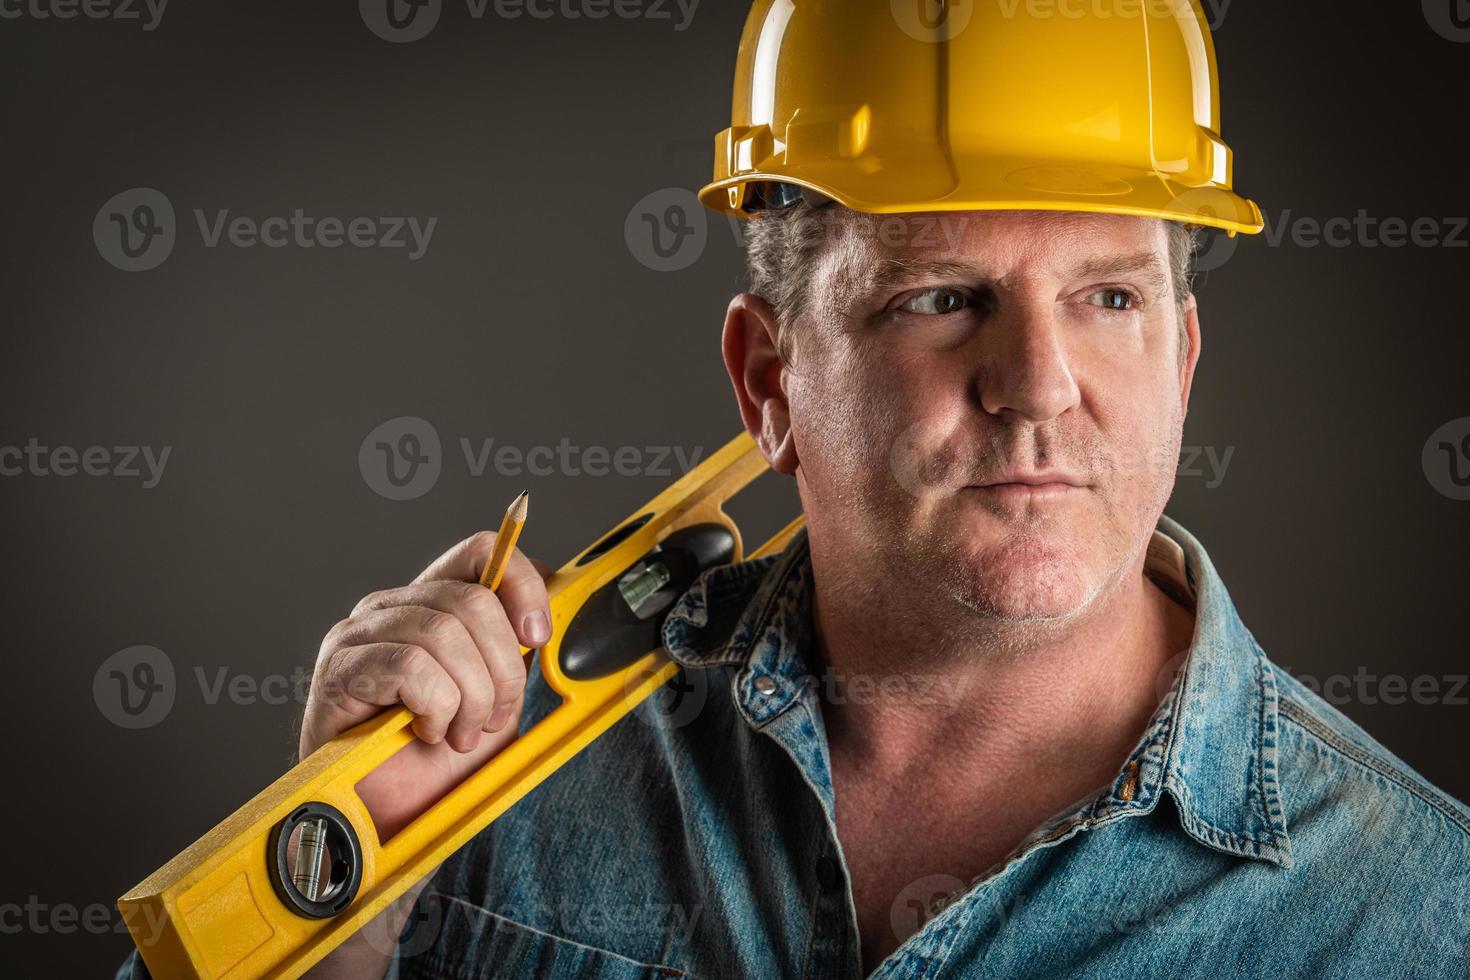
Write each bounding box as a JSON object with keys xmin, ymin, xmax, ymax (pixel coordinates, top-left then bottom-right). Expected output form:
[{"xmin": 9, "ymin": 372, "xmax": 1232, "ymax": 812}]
[{"xmin": 116, "ymin": 2, "xmax": 1470, "ymax": 978}]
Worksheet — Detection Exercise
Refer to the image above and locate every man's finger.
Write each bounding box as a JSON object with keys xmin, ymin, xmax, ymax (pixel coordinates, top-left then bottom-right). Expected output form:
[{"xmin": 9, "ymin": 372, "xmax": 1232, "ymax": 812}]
[
  {"xmin": 332, "ymin": 604, "xmax": 496, "ymax": 752},
  {"xmin": 350, "ymin": 580, "xmax": 528, "ymax": 731},
  {"xmin": 309, "ymin": 641, "xmax": 459, "ymax": 747},
  {"xmin": 415, "ymin": 532, "xmax": 553, "ymax": 649}
]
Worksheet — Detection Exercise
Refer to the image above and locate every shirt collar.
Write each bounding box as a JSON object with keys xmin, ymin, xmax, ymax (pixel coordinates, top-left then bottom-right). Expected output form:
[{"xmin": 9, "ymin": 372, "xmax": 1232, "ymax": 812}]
[
  {"xmin": 660, "ymin": 514, "xmax": 1293, "ymax": 868},
  {"xmin": 1145, "ymin": 513, "xmax": 1294, "ymax": 867},
  {"xmin": 660, "ymin": 526, "xmax": 817, "ymax": 726}
]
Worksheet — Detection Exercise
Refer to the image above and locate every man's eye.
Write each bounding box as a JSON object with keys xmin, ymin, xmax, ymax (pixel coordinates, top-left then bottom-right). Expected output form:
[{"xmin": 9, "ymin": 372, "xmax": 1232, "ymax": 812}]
[
  {"xmin": 898, "ymin": 287, "xmax": 972, "ymax": 315},
  {"xmin": 1087, "ymin": 288, "xmax": 1138, "ymax": 311}
]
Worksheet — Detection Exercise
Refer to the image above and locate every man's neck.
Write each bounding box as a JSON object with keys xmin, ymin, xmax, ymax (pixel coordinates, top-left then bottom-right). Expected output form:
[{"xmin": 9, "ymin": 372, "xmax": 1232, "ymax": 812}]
[
  {"xmin": 810, "ymin": 550, "xmax": 1196, "ymax": 786},
  {"xmin": 801, "ymin": 533, "xmax": 1197, "ymax": 974}
]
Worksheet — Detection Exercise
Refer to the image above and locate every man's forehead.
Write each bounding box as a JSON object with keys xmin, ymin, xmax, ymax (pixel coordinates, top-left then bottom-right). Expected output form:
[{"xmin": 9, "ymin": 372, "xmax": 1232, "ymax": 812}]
[{"xmin": 831, "ymin": 208, "xmax": 1171, "ymax": 293}]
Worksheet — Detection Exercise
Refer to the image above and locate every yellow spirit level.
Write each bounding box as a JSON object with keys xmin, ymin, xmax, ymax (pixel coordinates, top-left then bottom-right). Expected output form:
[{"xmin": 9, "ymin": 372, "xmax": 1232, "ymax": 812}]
[{"xmin": 119, "ymin": 430, "xmax": 803, "ymax": 979}]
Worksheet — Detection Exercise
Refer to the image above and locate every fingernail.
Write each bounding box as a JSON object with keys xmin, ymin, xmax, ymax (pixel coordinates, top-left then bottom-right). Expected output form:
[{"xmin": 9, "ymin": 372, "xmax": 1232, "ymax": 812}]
[
  {"xmin": 485, "ymin": 703, "xmax": 514, "ymax": 732},
  {"xmin": 524, "ymin": 610, "xmax": 551, "ymax": 645}
]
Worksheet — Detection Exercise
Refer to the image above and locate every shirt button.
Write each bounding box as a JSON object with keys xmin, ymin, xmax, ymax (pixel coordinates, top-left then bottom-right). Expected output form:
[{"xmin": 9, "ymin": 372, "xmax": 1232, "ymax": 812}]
[
  {"xmin": 754, "ymin": 675, "xmax": 777, "ymax": 695},
  {"xmin": 816, "ymin": 855, "xmax": 841, "ymax": 891}
]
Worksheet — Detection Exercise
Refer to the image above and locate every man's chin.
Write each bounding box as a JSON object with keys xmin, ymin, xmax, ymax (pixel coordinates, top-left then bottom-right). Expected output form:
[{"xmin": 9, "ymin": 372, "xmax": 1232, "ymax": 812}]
[{"xmin": 935, "ymin": 523, "xmax": 1100, "ymax": 623}]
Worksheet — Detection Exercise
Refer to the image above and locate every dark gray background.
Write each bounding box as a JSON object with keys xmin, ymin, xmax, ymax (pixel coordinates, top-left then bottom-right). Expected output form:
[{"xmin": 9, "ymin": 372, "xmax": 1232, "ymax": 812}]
[{"xmin": 2, "ymin": 1, "xmax": 1467, "ymax": 975}]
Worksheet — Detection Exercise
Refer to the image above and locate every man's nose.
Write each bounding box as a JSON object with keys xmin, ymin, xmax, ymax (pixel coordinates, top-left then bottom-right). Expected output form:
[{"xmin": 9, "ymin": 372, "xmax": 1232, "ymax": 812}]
[{"xmin": 973, "ymin": 299, "xmax": 1081, "ymax": 423}]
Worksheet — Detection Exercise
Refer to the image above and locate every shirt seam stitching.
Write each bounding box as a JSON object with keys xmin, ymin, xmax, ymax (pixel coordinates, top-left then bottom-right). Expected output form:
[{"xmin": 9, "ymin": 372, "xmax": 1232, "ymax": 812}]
[
  {"xmin": 1276, "ymin": 696, "xmax": 1470, "ymax": 837},
  {"xmin": 1155, "ymin": 642, "xmax": 1290, "ymax": 860},
  {"xmin": 1163, "ymin": 778, "xmax": 1286, "ymax": 848},
  {"xmin": 426, "ymin": 893, "xmax": 689, "ymax": 972},
  {"xmin": 1252, "ymin": 648, "xmax": 1291, "ymax": 842}
]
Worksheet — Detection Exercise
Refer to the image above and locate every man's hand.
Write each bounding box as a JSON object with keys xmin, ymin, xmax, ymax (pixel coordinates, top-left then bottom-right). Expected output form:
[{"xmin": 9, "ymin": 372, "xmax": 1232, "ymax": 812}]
[
  {"xmin": 300, "ymin": 529, "xmax": 552, "ymax": 838},
  {"xmin": 298, "ymin": 530, "xmax": 551, "ymax": 980}
]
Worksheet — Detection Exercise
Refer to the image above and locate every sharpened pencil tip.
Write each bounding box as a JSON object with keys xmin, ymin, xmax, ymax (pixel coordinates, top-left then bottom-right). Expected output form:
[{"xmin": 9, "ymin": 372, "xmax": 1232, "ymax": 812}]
[{"xmin": 508, "ymin": 489, "xmax": 529, "ymax": 522}]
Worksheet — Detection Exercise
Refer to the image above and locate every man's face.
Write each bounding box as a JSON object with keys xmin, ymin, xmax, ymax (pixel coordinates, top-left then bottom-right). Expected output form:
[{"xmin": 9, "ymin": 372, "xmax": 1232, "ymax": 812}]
[{"xmin": 784, "ymin": 209, "xmax": 1195, "ymax": 630}]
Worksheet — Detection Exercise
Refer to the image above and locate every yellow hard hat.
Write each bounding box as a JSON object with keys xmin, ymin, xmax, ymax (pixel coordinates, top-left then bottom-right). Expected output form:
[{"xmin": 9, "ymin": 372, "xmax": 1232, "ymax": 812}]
[{"xmin": 699, "ymin": 0, "xmax": 1263, "ymax": 236}]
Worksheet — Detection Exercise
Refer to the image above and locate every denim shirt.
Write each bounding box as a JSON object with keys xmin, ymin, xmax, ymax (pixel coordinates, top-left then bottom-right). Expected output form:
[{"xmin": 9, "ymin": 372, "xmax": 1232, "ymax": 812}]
[{"xmin": 115, "ymin": 516, "xmax": 1470, "ymax": 979}]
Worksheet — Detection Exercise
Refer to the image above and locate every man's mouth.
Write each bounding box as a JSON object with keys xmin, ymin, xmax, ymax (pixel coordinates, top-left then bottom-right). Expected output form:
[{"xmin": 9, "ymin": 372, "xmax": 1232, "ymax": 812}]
[{"xmin": 965, "ymin": 471, "xmax": 1089, "ymax": 500}]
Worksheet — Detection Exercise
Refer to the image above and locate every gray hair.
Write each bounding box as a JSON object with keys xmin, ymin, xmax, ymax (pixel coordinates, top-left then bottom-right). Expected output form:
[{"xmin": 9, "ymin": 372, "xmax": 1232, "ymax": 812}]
[{"xmin": 743, "ymin": 204, "xmax": 1202, "ymax": 365}]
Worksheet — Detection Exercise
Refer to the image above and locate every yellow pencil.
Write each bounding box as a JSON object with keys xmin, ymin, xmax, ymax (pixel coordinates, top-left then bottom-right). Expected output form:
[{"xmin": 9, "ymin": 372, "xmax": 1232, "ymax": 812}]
[{"xmin": 478, "ymin": 489, "xmax": 529, "ymax": 591}]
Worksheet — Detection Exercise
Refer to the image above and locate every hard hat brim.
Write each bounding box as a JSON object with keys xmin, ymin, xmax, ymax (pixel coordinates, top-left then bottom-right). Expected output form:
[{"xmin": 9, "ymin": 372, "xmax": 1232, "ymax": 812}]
[{"xmin": 700, "ymin": 158, "xmax": 1264, "ymax": 238}]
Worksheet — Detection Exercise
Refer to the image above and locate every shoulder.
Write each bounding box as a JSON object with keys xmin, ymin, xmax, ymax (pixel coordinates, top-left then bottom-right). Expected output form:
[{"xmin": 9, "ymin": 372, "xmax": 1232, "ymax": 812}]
[
  {"xmin": 1266, "ymin": 657, "xmax": 1470, "ymax": 841},
  {"xmin": 1207, "ymin": 651, "xmax": 1470, "ymax": 970}
]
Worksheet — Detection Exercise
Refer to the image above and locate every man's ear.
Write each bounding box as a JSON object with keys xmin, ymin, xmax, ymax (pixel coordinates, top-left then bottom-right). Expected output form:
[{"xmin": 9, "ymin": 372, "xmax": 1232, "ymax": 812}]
[
  {"xmin": 1179, "ymin": 294, "xmax": 1202, "ymax": 416},
  {"xmin": 722, "ymin": 292, "xmax": 799, "ymax": 475}
]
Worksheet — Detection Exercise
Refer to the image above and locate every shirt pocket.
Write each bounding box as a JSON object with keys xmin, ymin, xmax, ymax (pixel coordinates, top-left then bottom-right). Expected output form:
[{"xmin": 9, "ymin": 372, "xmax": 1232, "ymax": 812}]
[{"xmin": 407, "ymin": 891, "xmax": 691, "ymax": 980}]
